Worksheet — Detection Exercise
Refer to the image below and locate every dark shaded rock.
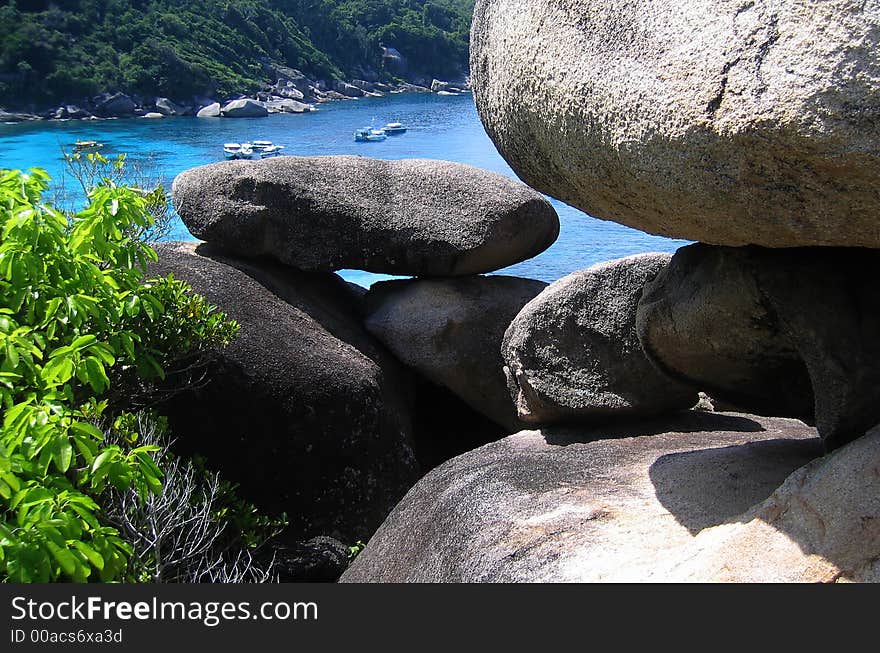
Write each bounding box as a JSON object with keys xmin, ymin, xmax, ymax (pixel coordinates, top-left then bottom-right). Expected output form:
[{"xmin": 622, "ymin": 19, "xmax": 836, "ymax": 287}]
[
  {"xmin": 93, "ymin": 92, "xmax": 136, "ymax": 117},
  {"xmin": 150, "ymin": 242, "xmax": 419, "ymax": 543},
  {"xmin": 220, "ymin": 98, "xmax": 268, "ymax": 117},
  {"xmin": 333, "ymin": 81, "xmax": 365, "ymax": 98},
  {"xmin": 637, "ymin": 244, "xmax": 880, "ymax": 448},
  {"xmin": 636, "ymin": 244, "xmax": 815, "ymax": 424},
  {"xmin": 272, "ymin": 536, "xmax": 351, "ymax": 582},
  {"xmin": 340, "ymin": 412, "xmax": 822, "ymax": 582},
  {"xmin": 410, "ymin": 376, "xmax": 507, "ymax": 472},
  {"xmin": 502, "ymin": 253, "xmax": 698, "ymax": 424},
  {"xmin": 155, "ymin": 97, "xmax": 188, "ymax": 116},
  {"xmin": 172, "ymin": 156, "xmax": 560, "ymax": 276},
  {"xmin": 471, "ymin": 0, "xmax": 880, "ymax": 248},
  {"xmin": 364, "ymin": 276, "xmax": 548, "ymax": 431},
  {"xmin": 381, "ymin": 46, "xmax": 408, "ymax": 76}
]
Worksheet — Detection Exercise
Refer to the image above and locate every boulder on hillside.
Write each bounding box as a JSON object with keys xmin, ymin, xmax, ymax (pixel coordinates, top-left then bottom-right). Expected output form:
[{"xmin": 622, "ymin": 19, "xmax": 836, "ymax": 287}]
[
  {"xmin": 196, "ymin": 102, "xmax": 221, "ymax": 118},
  {"xmin": 266, "ymin": 98, "xmax": 312, "ymax": 113},
  {"xmin": 364, "ymin": 276, "xmax": 548, "ymax": 431},
  {"xmin": 341, "ymin": 412, "xmax": 823, "ymax": 582},
  {"xmin": 471, "ymin": 0, "xmax": 880, "ymax": 248},
  {"xmin": 502, "ymin": 253, "xmax": 698, "ymax": 424},
  {"xmin": 333, "ymin": 81, "xmax": 365, "ymax": 98},
  {"xmin": 220, "ymin": 98, "xmax": 268, "ymax": 118},
  {"xmin": 93, "ymin": 92, "xmax": 136, "ymax": 117},
  {"xmin": 155, "ymin": 97, "xmax": 188, "ymax": 116},
  {"xmin": 149, "ymin": 242, "xmax": 419, "ymax": 543},
  {"xmin": 381, "ymin": 46, "xmax": 408, "ymax": 76},
  {"xmin": 171, "ymin": 156, "xmax": 560, "ymax": 276},
  {"xmin": 636, "ymin": 244, "xmax": 880, "ymax": 449}
]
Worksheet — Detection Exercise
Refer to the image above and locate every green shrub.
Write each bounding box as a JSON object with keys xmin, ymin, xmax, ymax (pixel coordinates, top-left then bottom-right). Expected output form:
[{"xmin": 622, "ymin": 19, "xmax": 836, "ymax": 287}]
[{"xmin": 0, "ymin": 167, "xmax": 237, "ymax": 582}]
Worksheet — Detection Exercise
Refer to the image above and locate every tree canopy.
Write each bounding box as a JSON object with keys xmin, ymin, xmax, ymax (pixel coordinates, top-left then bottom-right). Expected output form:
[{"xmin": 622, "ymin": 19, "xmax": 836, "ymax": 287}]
[{"xmin": 0, "ymin": 0, "xmax": 474, "ymax": 109}]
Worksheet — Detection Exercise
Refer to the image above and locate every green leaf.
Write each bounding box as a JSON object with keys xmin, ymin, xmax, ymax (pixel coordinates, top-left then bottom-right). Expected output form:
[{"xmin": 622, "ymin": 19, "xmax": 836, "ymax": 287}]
[
  {"xmin": 72, "ymin": 541, "xmax": 104, "ymax": 570},
  {"xmin": 46, "ymin": 542, "xmax": 79, "ymax": 578}
]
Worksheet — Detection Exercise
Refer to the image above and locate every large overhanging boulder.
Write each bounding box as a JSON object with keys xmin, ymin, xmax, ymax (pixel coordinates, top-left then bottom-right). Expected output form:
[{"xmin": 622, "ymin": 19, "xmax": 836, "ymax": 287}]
[{"xmin": 471, "ymin": 0, "xmax": 880, "ymax": 248}]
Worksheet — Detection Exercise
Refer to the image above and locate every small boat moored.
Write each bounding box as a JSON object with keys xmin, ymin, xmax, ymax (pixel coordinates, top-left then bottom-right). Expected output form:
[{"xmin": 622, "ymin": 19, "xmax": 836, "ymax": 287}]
[
  {"xmin": 354, "ymin": 128, "xmax": 387, "ymax": 142},
  {"xmin": 383, "ymin": 122, "xmax": 407, "ymax": 134},
  {"xmin": 259, "ymin": 144, "xmax": 286, "ymax": 158},
  {"xmin": 73, "ymin": 140, "xmax": 104, "ymax": 153},
  {"xmin": 249, "ymin": 140, "xmax": 286, "ymax": 157},
  {"xmin": 223, "ymin": 142, "xmax": 254, "ymax": 159}
]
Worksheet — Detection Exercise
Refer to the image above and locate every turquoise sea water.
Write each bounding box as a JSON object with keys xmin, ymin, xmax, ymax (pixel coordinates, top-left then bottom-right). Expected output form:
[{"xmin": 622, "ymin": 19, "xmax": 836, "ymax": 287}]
[{"xmin": 0, "ymin": 93, "xmax": 688, "ymax": 286}]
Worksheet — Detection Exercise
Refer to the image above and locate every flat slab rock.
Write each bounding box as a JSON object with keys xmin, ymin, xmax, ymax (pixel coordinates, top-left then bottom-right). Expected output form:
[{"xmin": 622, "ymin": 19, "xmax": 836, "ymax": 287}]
[
  {"xmin": 341, "ymin": 411, "xmax": 826, "ymax": 582},
  {"xmin": 171, "ymin": 156, "xmax": 559, "ymax": 276}
]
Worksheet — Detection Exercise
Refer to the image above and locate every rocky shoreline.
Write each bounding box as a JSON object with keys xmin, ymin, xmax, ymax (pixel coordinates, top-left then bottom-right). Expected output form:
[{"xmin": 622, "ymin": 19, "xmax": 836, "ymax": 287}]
[{"xmin": 0, "ymin": 69, "xmax": 471, "ymax": 123}]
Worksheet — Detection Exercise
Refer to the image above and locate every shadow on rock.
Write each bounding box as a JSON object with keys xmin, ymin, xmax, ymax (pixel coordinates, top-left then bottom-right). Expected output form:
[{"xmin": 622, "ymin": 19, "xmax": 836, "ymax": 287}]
[
  {"xmin": 541, "ymin": 410, "xmax": 766, "ymax": 447},
  {"xmin": 649, "ymin": 437, "xmax": 825, "ymax": 534}
]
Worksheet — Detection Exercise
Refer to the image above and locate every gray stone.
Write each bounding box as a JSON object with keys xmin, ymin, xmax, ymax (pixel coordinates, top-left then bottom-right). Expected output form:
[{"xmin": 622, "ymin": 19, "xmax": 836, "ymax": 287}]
[
  {"xmin": 196, "ymin": 102, "xmax": 221, "ymax": 118},
  {"xmin": 171, "ymin": 156, "xmax": 560, "ymax": 276},
  {"xmin": 365, "ymin": 276, "xmax": 548, "ymax": 431},
  {"xmin": 93, "ymin": 92, "xmax": 136, "ymax": 117},
  {"xmin": 471, "ymin": 0, "xmax": 880, "ymax": 248},
  {"xmin": 149, "ymin": 242, "xmax": 419, "ymax": 543},
  {"xmin": 341, "ymin": 412, "xmax": 822, "ymax": 582},
  {"xmin": 155, "ymin": 97, "xmax": 185, "ymax": 116},
  {"xmin": 637, "ymin": 244, "xmax": 880, "ymax": 449},
  {"xmin": 652, "ymin": 424, "xmax": 880, "ymax": 582},
  {"xmin": 503, "ymin": 253, "xmax": 697, "ymax": 424},
  {"xmin": 333, "ymin": 81, "xmax": 365, "ymax": 98},
  {"xmin": 266, "ymin": 98, "xmax": 312, "ymax": 113},
  {"xmin": 220, "ymin": 98, "xmax": 268, "ymax": 118}
]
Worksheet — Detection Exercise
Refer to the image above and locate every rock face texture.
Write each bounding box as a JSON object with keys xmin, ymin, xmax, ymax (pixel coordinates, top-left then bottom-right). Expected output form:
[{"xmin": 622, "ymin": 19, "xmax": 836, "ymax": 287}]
[
  {"xmin": 341, "ymin": 412, "xmax": 824, "ymax": 582},
  {"xmin": 637, "ymin": 244, "xmax": 880, "ymax": 449},
  {"xmin": 93, "ymin": 92, "xmax": 137, "ymax": 117},
  {"xmin": 471, "ymin": 0, "xmax": 880, "ymax": 248},
  {"xmin": 196, "ymin": 102, "xmax": 221, "ymax": 118},
  {"xmin": 220, "ymin": 98, "xmax": 268, "ymax": 117},
  {"xmin": 172, "ymin": 156, "xmax": 559, "ymax": 276},
  {"xmin": 149, "ymin": 242, "xmax": 419, "ymax": 543},
  {"xmin": 364, "ymin": 276, "xmax": 548, "ymax": 431},
  {"xmin": 502, "ymin": 254, "xmax": 697, "ymax": 423},
  {"xmin": 653, "ymin": 425, "xmax": 880, "ymax": 582}
]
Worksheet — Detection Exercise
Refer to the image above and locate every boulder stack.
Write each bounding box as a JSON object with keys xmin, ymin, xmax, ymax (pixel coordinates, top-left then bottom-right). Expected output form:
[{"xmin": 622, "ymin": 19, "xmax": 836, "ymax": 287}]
[{"xmin": 172, "ymin": 156, "xmax": 559, "ymax": 276}]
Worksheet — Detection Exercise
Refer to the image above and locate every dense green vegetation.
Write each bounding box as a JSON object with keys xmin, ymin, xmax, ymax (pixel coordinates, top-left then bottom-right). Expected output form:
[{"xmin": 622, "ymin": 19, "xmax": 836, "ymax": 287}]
[
  {"xmin": 0, "ymin": 0, "xmax": 474, "ymax": 109},
  {"xmin": 0, "ymin": 164, "xmax": 281, "ymax": 582}
]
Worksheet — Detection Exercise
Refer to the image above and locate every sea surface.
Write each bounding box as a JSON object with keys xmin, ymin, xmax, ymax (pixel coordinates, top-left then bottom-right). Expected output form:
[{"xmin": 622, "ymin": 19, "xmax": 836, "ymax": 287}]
[{"xmin": 0, "ymin": 93, "xmax": 688, "ymax": 286}]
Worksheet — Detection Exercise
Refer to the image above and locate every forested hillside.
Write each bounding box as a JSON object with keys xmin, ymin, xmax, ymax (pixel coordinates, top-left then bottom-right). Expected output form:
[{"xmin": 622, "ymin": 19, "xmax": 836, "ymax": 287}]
[{"xmin": 0, "ymin": 0, "xmax": 474, "ymax": 109}]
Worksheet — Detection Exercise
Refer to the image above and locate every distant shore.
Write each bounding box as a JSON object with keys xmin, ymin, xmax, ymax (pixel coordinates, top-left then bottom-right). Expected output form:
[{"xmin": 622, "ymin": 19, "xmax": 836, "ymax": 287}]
[{"xmin": 0, "ymin": 75, "xmax": 472, "ymax": 124}]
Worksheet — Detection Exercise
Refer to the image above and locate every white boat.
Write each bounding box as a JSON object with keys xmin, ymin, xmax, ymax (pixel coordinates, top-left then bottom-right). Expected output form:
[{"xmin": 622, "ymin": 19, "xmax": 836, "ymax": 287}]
[
  {"xmin": 259, "ymin": 144, "xmax": 286, "ymax": 158},
  {"xmin": 224, "ymin": 142, "xmax": 243, "ymax": 159},
  {"xmin": 251, "ymin": 140, "xmax": 274, "ymax": 151},
  {"xmin": 383, "ymin": 122, "xmax": 407, "ymax": 134},
  {"xmin": 73, "ymin": 140, "xmax": 104, "ymax": 153},
  {"xmin": 354, "ymin": 128, "xmax": 387, "ymax": 142},
  {"xmin": 223, "ymin": 142, "xmax": 255, "ymax": 159}
]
